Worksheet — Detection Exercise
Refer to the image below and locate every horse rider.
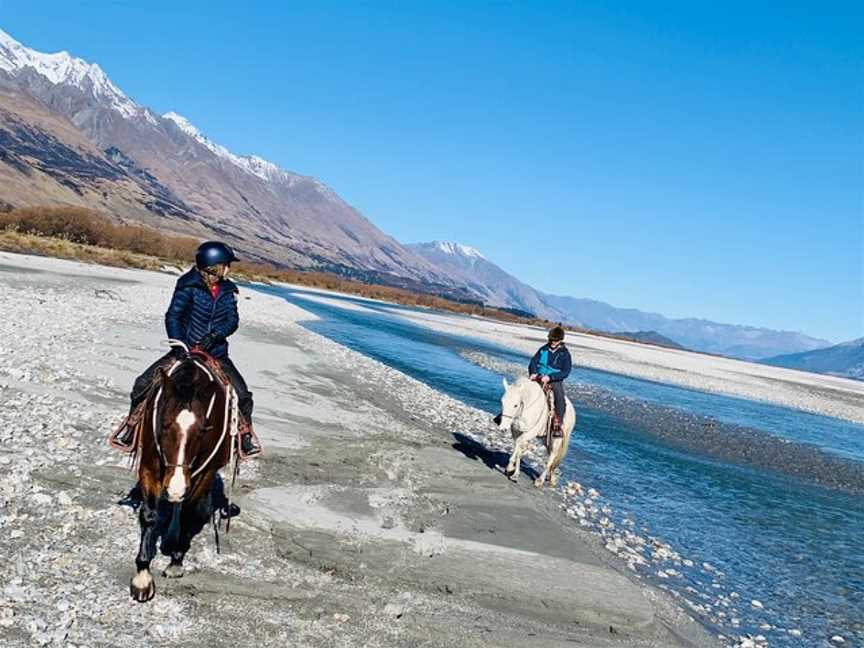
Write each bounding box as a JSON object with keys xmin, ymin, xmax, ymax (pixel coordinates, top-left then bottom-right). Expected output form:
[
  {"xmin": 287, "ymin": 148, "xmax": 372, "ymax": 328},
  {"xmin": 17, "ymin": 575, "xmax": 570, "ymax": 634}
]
[
  {"xmin": 528, "ymin": 325, "xmax": 572, "ymax": 437},
  {"xmin": 114, "ymin": 241, "xmax": 260, "ymax": 456}
]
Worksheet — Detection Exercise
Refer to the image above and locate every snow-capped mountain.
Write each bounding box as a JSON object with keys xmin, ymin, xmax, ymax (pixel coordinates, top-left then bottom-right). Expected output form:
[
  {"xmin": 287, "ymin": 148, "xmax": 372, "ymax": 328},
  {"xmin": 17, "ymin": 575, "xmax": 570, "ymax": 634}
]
[
  {"xmin": 161, "ymin": 111, "xmax": 293, "ymax": 184},
  {"xmin": 408, "ymin": 241, "xmax": 564, "ymax": 318},
  {"xmin": 0, "ymin": 29, "xmax": 154, "ymax": 123},
  {"xmin": 0, "ymin": 28, "xmax": 459, "ymax": 289},
  {"xmin": 430, "ymin": 241, "xmax": 486, "ymax": 260}
]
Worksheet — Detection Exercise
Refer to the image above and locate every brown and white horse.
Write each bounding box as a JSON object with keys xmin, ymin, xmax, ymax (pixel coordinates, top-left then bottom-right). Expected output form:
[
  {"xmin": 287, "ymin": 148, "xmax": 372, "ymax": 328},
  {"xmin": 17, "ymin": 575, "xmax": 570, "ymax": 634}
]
[{"xmin": 130, "ymin": 354, "xmax": 233, "ymax": 602}]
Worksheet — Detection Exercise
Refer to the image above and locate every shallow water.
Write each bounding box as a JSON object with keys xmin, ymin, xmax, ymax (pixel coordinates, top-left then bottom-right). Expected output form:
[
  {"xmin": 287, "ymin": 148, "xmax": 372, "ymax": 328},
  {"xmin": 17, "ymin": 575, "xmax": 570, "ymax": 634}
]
[{"xmin": 256, "ymin": 286, "xmax": 864, "ymax": 647}]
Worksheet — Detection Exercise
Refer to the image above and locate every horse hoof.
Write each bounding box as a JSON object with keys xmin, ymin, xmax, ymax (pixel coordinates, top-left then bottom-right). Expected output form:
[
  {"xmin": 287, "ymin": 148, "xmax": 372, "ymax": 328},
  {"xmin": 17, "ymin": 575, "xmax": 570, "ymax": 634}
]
[
  {"xmin": 163, "ymin": 564, "xmax": 185, "ymax": 579},
  {"xmin": 504, "ymin": 467, "xmax": 515, "ymax": 478},
  {"xmin": 129, "ymin": 574, "xmax": 156, "ymax": 603},
  {"xmin": 534, "ymin": 479, "xmax": 545, "ymax": 489}
]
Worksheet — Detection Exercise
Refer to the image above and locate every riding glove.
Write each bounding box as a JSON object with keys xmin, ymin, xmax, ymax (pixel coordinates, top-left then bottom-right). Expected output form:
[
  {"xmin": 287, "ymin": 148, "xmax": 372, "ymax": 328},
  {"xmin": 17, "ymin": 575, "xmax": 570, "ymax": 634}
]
[{"xmin": 197, "ymin": 332, "xmax": 220, "ymax": 351}]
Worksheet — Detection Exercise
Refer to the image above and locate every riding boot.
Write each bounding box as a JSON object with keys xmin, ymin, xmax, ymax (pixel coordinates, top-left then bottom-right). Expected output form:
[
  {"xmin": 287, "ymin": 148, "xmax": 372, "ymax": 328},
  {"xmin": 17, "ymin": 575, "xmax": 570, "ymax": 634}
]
[
  {"xmin": 116, "ymin": 422, "xmax": 134, "ymax": 447},
  {"xmin": 551, "ymin": 414, "xmax": 563, "ymax": 438},
  {"xmin": 238, "ymin": 417, "xmax": 261, "ymax": 457},
  {"xmin": 114, "ymin": 405, "xmax": 143, "ymax": 448}
]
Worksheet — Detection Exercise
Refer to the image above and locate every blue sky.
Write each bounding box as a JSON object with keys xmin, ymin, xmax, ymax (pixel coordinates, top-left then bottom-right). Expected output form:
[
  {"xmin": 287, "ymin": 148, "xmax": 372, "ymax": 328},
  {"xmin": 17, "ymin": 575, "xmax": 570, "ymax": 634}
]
[{"xmin": 2, "ymin": 1, "xmax": 861, "ymax": 341}]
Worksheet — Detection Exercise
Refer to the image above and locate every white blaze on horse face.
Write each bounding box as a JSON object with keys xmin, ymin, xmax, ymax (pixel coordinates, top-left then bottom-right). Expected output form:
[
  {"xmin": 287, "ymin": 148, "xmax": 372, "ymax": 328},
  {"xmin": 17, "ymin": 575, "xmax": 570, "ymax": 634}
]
[{"xmin": 166, "ymin": 409, "xmax": 196, "ymax": 502}]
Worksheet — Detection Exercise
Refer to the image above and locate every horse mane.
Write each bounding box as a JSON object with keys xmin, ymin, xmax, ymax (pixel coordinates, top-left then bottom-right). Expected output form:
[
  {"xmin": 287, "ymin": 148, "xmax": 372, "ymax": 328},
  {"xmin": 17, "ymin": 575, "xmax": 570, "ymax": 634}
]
[
  {"xmin": 162, "ymin": 360, "xmax": 211, "ymax": 407},
  {"xmin": 514, "ymin": 376, "xmax": 538, "ymax": 391}
]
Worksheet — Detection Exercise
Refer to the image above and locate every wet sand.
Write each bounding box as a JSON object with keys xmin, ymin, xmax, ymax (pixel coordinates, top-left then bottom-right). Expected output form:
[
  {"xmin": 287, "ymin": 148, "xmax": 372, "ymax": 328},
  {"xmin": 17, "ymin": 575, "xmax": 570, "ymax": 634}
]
[{"xmin": 0, "ymin": 252, "xmax": 716, "ymax": 647}]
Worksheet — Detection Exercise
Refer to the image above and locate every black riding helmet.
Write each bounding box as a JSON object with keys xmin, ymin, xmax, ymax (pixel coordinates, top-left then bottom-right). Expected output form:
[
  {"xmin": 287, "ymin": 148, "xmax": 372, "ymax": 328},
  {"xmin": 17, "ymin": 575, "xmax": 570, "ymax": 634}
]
[
  {"xmin": 548, "ymin": 325, "xmax": 565, "ymax": 342},
  {"xmin": 195, "ymin": 241, "xmax": 239, "ymax": 270}
]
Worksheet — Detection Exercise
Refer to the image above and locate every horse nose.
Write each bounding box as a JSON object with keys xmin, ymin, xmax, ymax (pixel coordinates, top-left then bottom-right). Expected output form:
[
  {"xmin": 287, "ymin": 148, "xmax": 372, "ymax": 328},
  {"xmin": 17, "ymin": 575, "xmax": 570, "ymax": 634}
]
[{"xmin": 165, "ymin": 467, "xmax": 187, "ymax": 502}]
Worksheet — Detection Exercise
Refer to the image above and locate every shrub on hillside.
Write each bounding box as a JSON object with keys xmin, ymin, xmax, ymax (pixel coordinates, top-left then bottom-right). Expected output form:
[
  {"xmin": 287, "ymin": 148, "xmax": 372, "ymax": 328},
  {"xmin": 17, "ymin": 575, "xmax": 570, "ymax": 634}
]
[
  {"xmin": 0, "ymin": 205, "xmax": 566, "ymax": 331},
  {"xmin": 0, "ymin": 207, "xmax": 199, "ymax": 261}
]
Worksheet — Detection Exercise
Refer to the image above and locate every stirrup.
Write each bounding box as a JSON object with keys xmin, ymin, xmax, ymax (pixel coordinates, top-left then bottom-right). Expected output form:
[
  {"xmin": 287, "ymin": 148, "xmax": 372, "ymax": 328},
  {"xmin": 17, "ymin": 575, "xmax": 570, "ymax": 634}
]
[
  {"xmin": 240, "ymin": 433, "xmax": 260, "ymax": 457},
  {"xmin": 237, "ymin": 419, "xmax": 262, "ymax": 459},
  {"xmin": 551, "ymin": 415, "xmax": 563, "ymax": 438},
  {"xmin": 108, "ymin": 412, "xmax": 140, "ymax": 453}
]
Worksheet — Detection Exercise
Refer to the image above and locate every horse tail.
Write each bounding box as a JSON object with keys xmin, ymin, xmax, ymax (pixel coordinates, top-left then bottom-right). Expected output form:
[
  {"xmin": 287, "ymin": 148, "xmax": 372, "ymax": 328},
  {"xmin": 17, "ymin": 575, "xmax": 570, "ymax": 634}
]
[{"xmin": 550, "ymin": 402, "xmax": 575, "ymax": 474}]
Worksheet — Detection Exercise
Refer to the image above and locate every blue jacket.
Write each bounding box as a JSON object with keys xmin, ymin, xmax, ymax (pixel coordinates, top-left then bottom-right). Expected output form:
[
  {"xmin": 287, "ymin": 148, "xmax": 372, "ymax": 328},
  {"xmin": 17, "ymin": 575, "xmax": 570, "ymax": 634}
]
[
  {"xmin": 164, "ymin": 269, "xmax": 239, "ymax": 359},
  {"xmin": 528, "ymin": 343, "xmax": 572, "ymax": 382}
]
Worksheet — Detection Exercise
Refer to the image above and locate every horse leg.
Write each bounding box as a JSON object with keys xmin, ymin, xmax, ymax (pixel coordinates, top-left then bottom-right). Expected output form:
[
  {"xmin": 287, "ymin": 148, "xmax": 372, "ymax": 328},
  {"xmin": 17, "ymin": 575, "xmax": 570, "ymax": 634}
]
[
  {"xmin": 130, "ymin": 490, "xmax": 159, "ymax": 602},
  {"xmin": 535, "ymin": 438, "xmax": 562, "ymax": 488},
  {"xmin": 548, "ymin": 410, "xmax": 575, "ymax": 488},
  {"xmin": 506, "ymin": 434, "xmax": 529, "ymax": 481},
  {"xmin": 162, "ymin": 503, "xmax": 185, "ymax": 579},
  {"xmin": 164, "ymin": 494, "xmax": 211, "ymax": 578}
]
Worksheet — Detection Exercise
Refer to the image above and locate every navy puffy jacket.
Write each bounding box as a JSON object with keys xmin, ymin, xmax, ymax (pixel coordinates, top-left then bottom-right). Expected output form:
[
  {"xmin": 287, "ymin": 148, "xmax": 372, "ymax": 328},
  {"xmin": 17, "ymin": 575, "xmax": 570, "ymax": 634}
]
[
  {"xmin": 164, "ymin": 269, "xmax": 239, "ymax": 359},
  {"xmin": 528, "ymin": 343, "xmax": 572, "ymax": 382}
]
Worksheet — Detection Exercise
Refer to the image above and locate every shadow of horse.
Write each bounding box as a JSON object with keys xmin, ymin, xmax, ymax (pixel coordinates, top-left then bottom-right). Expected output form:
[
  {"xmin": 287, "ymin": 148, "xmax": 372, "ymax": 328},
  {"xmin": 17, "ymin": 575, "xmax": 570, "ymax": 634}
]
[{"xmin": 451, "ymin": 432, "xmax": 539, "ymax": 481}]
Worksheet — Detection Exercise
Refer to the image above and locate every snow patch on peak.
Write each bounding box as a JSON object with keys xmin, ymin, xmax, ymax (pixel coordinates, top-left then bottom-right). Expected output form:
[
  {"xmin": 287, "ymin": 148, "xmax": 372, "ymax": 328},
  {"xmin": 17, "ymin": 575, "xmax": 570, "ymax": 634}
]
[
  {"xmin": 163, "ymin": 111, "xmax": 201, "ymax": 137},
  {"xmin": 433, "ymin": 241, "xmax": 485, "ymax": 260},
  {"xmin": 0, "ymin": 27, "xmax": 143, "ymax": 120},
  {"xmin": 163, "ymin": 111, "xmax": 291, "ymax": 183}
]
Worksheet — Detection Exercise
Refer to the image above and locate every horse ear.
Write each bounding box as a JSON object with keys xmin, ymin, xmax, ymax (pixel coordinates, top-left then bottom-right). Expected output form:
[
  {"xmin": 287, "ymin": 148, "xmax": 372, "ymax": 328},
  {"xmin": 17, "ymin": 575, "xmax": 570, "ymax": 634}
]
[
  {"xmin": 502, "ymin": 377, "xmax": 510, "ymax": 390},
  {"xmin": 158, "ymin": 367, "xmax": 173, "ymax": 396}
]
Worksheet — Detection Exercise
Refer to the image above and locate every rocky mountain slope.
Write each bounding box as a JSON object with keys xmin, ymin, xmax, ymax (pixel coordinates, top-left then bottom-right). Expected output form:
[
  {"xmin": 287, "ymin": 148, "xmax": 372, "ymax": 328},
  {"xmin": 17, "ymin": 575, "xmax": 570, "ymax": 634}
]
[
  {"xmin": 763, "ymin": 337, "xmax": 864, "ymax": 380},
  {"xmin": 406, "ymin": 241, "xmax": 561, "ymax": 318},
  {"xmin": 0, "ymin": 28, "xmax": 462, "ymax": 294},
  {"xmin": 615, "ymin": 331, "xmax": 687, "ymax": 351}
]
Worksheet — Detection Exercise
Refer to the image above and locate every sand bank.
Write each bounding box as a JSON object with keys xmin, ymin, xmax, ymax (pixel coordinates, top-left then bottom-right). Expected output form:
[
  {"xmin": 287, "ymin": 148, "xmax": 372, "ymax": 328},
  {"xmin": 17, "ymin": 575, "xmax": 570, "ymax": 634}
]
[{"xmin": 0, "ymin": 252, "xmax": 718, "ymax": 647}]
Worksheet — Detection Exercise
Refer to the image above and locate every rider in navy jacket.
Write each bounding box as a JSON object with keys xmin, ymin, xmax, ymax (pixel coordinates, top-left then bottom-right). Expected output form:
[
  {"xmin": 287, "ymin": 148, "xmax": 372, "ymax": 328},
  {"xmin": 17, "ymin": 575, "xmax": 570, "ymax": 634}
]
[
  {"xmin": 165, "ymin": 268, "xmax": 238, "ymax": 360},
  {"xmin": 528, "ymin": 325, "xmax": 571, "ymax": 435},
  {"xmin": 116, "ymin": 242, "xmax": 259, "ymax": 456}
]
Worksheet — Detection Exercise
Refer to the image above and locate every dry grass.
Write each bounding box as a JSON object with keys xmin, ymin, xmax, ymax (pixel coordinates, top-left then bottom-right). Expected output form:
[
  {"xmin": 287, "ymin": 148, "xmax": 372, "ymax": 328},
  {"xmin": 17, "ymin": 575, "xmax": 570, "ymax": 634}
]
[
  {"xmin": 0, "ymin": 206, "xmax": 557, "ymax": 328},
  {"xmin": 0, "ymin": 207, "xmax": 199, "ymax": 259},
  {"xmin": 0, "ymin": 229, "xmax": 164, "ymax": 270}
]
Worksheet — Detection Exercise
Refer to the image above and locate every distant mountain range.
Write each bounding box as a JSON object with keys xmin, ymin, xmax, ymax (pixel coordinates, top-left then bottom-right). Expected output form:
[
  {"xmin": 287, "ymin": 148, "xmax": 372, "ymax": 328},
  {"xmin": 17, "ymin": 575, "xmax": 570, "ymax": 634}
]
[
  {"xmin": 614, "ymin": 331, "xmax": 687, "ymax": 351},
  {"xmin": 0, "ymin": 28, "xmax": 841, "ymax": 362},
  {"xmin": 763, "ymin": 338, "xmax": 864, "ymax": 380},
  {"xmin": 409, "ymin": 240, "xmax": 832, "ymax": 359}
]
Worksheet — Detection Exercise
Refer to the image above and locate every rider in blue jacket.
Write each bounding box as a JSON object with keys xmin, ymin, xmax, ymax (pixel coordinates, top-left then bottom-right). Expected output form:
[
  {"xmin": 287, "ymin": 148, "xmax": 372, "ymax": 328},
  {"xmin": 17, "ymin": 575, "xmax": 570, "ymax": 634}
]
[
  {"xmin": 528, "ymin": 325, "xmax": 572, "ymax": 436},
  {"xmin": 115, "ymin": 241, "xmax": 259, "ymax": 456}
]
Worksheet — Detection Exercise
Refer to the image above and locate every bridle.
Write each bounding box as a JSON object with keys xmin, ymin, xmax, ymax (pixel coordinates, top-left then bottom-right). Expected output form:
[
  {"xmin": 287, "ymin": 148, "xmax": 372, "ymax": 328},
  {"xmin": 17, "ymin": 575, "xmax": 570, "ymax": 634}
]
[
  {"xmin": 500, "ymin": 386, "xmax": 547, "ymax": 431},
  {"xmin": 152, "ymin": 340, "xmax": 234, "ymax": 480}
]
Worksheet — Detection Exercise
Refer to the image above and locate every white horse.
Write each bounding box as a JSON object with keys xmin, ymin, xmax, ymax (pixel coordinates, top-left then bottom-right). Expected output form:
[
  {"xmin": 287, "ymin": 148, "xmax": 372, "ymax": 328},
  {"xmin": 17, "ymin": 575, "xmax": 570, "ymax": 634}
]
[{"xmin": 497, "ymin": 377, "xmax": 576, "ymax": 488}]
